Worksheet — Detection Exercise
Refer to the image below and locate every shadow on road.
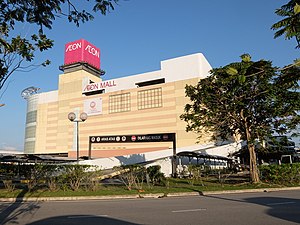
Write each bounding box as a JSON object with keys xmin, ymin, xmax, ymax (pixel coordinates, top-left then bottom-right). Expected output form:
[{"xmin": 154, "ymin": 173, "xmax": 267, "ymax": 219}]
[
  {"xmin": 204, "ymin": 193, "xmax": 300, "ymax": 224},
  {"xmin": 0, "ymin": 189, "xmax": 40, "ymax": 225},
  {"xmin": 245, "ymin": 196, "xmax": 300, "ymax": 224},
  {"xmin": 26, "ymin": 215, "xmax": 140, "ymax": 225}
]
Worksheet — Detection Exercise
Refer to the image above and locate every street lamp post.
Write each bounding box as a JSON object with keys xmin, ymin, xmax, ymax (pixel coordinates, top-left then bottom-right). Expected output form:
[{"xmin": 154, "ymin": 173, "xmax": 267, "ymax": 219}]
[{"xmin": 68, "ymin": 112, "xmax": 88, "ymax": 162}]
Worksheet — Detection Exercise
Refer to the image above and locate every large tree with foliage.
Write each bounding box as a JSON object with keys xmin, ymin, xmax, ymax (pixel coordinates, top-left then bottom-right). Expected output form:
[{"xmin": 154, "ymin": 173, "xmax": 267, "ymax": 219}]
[
  {"xmin": 0, "ymin": 0, "xmax": 119, "ymax": 99},
  {"xmin": 181, "ymin": 54, "xmax": 300, "ymax": 183},
  {"xmin": 272, "ymin": 0, "xmax": 300, "ymax": 48}
]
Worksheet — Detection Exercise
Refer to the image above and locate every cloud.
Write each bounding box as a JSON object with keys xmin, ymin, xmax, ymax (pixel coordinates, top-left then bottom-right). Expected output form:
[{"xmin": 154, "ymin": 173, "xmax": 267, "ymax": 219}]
[
  {"xmin": 2, "ymin": 146, "xmax": 18, "ymax": 151},
  {"xmin": 0, "ymin": 143, "xmax": 22, "ymax": 151}
]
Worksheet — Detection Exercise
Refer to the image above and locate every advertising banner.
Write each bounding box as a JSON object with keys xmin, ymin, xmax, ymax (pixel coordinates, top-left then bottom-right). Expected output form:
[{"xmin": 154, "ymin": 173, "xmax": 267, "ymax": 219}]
[
  {"xmin": 89, "ymin": 133, "xmax": 175, "ymax": 143},
  {"xmin": 84, "ymin": 98, "xmax": 102, "ymax": 116}
]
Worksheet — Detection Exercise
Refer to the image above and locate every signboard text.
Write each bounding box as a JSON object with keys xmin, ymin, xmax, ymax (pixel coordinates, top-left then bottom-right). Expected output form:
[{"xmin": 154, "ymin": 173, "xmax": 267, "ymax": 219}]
[{"xmin": 83, "ymin": 80, "xmax": 117, "ymax": 93}]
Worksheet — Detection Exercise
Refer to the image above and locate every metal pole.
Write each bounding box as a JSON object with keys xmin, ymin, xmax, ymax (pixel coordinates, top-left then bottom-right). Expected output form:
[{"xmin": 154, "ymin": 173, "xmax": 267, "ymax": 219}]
[
  {"xmin": 76, "ymin": 121, "xmax": 79, "ymax": 163},
  {"xmin": 172, "ymin": 133, "xmax": 177, "ymax": 178},
  {"xmin": 88, "ymin": 137, "xmax": 92, "ymax": 159}
]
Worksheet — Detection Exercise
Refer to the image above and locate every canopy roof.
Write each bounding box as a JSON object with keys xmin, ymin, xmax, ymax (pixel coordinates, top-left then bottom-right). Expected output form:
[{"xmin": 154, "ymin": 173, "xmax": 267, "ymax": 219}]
[
  {"xmin": 176, "ymin": 151, "xmax": 231, "ymax": 161},
  {"xmin": 0, "ymin": 154, "xmax": 75, "ymax": 163}
]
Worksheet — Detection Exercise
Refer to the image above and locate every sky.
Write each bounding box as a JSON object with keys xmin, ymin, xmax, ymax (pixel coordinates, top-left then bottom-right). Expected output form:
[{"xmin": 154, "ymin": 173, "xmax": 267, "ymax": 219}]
[{"xmin": 0, "ymin": 0, "xmax": 299, "ymax": 151}]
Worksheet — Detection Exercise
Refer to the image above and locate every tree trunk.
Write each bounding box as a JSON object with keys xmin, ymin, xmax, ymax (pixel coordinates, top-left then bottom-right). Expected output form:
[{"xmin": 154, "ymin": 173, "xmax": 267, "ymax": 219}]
[
  {"xmin": 242, "ymin": 115, "xmax": 260, "ymax": 183},
  {"xmin": 248, "ymin": 143, "xmax": 260, "ymax": 183}
]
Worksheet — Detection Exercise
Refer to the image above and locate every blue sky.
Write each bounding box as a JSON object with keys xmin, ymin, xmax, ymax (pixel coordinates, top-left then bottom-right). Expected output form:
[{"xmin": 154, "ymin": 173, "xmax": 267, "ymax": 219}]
[{"xmin": 0, "ymin": 0, "xmax": 299, "ymax": 151}]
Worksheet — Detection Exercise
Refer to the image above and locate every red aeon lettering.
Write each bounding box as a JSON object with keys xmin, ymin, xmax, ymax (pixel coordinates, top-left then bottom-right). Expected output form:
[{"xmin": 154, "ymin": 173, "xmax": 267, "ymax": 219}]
[{"xmin": 83, "ymin": 80, "xmax": 116, "ymax": 92}]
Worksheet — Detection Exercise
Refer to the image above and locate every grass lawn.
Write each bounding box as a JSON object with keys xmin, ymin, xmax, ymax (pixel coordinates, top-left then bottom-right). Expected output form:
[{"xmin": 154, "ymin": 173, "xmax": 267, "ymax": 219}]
[{"xmin": 0, "ymin": 177, "xmax": 294, "ymax": 199}]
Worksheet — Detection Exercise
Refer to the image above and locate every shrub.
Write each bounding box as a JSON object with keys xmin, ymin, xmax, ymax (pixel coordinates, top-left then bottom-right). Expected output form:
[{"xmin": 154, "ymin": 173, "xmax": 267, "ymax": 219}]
[
  {"xmin": 146, "ymin": 165, "xmax": 165, "ymax": 186},
  {"xmin": 59, "ymin": 164, "xmax": 99, "ymax": 191},
  {"xmin": 259, "ymin": 163, "xmax": 300, "ymax": 184},
  {"xmin": 187, "ymin": 164, "xmax": 204, "ymax": 186},
  {"xmin": 83, "ymin": 169, "xmax": 102, "ymax": 191},
  {"xmin": 0, "ymin": 163, "xmax": 101, "ymax": 192},
  {"xmin": 3, "ymin": 180, "xmax": 15, "ymax": 192},
  {"xmin": 114, "ymin": 164, "xmax": 146, "ymax": 191}
]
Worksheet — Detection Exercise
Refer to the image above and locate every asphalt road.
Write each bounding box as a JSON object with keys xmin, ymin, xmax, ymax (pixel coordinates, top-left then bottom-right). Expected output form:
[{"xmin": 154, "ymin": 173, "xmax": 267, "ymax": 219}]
[{"xmin": 1, "ymin": 190, "xmax": 300, "ymax": 225}]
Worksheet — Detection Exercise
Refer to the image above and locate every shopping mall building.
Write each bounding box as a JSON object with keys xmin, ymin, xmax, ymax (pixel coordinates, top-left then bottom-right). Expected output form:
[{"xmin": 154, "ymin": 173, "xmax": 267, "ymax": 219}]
[{"xmin": 24, "ymin": 39, "xmax": 231, "ymax": 163}]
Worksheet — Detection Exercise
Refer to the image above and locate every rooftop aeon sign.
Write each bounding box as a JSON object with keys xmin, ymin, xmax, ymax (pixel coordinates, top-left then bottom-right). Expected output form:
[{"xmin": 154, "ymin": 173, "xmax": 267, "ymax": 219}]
[{"xmin": 64, "ymin": 39, "xmax": 100, "ymax": 70}]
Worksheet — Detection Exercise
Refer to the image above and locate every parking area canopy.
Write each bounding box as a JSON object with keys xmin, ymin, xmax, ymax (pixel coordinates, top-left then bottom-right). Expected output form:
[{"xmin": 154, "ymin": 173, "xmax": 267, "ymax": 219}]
[{"xmin": 176, "ymin": 151, "xmax": 231, "ymax": 161}]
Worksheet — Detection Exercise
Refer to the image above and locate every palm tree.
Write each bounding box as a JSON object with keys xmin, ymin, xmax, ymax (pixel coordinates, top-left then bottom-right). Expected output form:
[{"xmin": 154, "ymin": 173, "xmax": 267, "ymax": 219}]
[{"xmin": 271, "ymin": 0, "xmax": 300, "ymax": 48}]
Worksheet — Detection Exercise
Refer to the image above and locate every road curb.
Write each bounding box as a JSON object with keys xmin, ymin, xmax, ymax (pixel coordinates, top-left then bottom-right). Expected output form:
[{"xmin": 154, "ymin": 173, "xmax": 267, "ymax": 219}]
[
  {"xmin": 1, "ymin": 187, "xmax": 300, "ymax": 202},
  {"xmin": 201, "ymin": 186, "xmax": 300, "ymax": 195}
]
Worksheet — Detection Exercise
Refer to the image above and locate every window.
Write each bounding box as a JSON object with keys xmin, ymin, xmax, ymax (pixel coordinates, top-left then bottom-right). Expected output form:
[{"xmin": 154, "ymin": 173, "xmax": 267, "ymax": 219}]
[
  {"xmin": 109, "ymin": 93, "xmax": 131, "ymax": 113},
  {"xmin": 25, "ymin": 126, "xmax": 36, "ymax": 139},
  {"xmin": 138, "ymin": 87, "xmax": 162, "ymax": 110},
  {"xmin": 24, "ymin": 141, "xmax": 35, "ymax": 153},
  {"xmin": 26, "ymin": 111, "xmax": 37, "ymax": 124}
]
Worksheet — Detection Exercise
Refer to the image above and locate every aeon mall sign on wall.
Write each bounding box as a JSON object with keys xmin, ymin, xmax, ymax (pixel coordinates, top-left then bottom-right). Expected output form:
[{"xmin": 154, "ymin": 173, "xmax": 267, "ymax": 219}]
[{"xmin": 64, "ymin": 39, "xmax": 100, "ymax": 70}]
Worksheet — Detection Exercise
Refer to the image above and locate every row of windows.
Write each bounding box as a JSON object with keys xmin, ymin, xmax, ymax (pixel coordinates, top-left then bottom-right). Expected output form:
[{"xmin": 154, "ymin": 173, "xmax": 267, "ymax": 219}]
[
  {"xmin": 24, "ymin": 141, "xmax": 35, "ymax": 153},
  {"xmin": 25, "ymin": 126, "xmax": 36, "ymax": 139},
  {"xmin": 108, "ymin": 87, "xmax": 163, "ymax": 114},
  {"xmin": 26, "ymin": 110, "xmax": 37, "ymax": 124}
]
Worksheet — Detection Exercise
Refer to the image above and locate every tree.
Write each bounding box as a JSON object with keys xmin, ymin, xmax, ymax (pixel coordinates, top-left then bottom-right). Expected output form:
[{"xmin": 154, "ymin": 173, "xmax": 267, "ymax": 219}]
[
  {"xmin": 0, "ymin": 0, "xmax": 119, "ymax": 97},
  {"xmin": 181, "ymin": 54, "xmax": 300, "ymax": 183},
  {"xmin": 272, "ymin": 0, "xmax": 300, "ymax": 48}
]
